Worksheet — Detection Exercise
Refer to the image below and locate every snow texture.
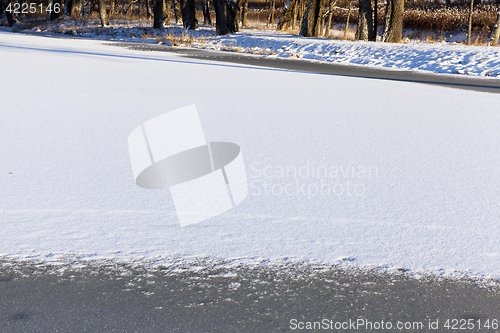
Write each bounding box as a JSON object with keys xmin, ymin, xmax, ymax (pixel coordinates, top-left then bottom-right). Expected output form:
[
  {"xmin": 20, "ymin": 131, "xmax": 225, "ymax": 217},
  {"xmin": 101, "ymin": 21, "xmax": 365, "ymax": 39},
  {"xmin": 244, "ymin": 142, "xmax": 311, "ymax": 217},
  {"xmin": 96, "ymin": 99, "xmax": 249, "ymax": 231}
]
[{"xmin": 1, "ymin": 30, "xmax": 500, "ymax": 279}]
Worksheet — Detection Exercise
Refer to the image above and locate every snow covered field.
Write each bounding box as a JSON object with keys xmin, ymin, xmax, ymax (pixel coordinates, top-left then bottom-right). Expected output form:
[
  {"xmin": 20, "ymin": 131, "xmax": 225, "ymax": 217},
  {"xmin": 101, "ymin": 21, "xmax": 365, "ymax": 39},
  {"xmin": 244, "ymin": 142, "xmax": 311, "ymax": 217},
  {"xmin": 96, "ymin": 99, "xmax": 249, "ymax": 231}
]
[
  {"xmin": 1, "ymin": 30, "xmax": 500, "ymax": 280},
  {"xmin": 14, "ymin": 19, "xmax": 500, "ymax": 78}
]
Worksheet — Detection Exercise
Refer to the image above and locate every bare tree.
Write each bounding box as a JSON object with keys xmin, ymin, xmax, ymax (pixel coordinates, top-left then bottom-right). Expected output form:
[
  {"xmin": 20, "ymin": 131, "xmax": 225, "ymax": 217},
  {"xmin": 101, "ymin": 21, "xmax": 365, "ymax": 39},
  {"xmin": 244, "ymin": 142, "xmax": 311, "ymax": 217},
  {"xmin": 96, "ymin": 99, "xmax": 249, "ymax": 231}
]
[
  {"xmin": 323, "ymin": 0, "xmax": 336, "ymax": 37},
  {"xmin": 47, "ymin": 0, "xmax": 63, "ymax": 20},
  {"xmin": 164, "ymin": 0, "xmax": 172, "ymax": 25},
  {"xmin": 343, "ymin": 0, "xmax": 352, "ymax": 39},
  {"xmin": 146, "ymin": 0, "xmax": 151, "ymax": 18},
  {"xmin": 173, "ymin": 0, "xmax": 182, "ymax": 23},
  {"xmin": 467, "ymin": 0, "xmax": 474, "ymax": 45},
  {"xmin": 357, "ymin": 0, "xmax": 376, "ymax": 41},
  {"xmin": 153, "ymin": 0, "xmax": 165, "ymax": 28},
  {"xmin": 382, "ymin": 0, "xmax": 403, "ymax": 42},
  {"xmin": 2, "ymin": 0, "xmax": 18, "ymax": 26},
  {"xmin": 64, "ymin": 0, "xmax": 74, "ymax": 16},
  {"xmin": 47, "ymin": 0, "xmax": 55, "ymax": 20},
  {"xmin": 213, "ymin": 0, "xmax": 235, "ymax": 34},
  {"xmin": 298, "ymin": 0, "xmax": 306, "ymax": 28},
  {"xmin": 232, "ymin": 0, "xmax": 245, "ymax": 31},
  {"xmin": 80, "ymin": 0, "xmax": 86, "ymax": 16},
  {"xmin": 127, "ymin": 0, "xmax": 134, "ymax": 18},
  {"xmin": 180, "ymin": 0, "xmax": 197, "ymax": 29},
  {"xmin": 202, "ymin": 0, "xmax": 212, "ymax": 24},
  {"xmin": 267, "ymin": 0, "xmax": 276, "ymax": 26},
  {"xmin": 489, "ymin": 7, "xmax": 500, "ymax": 46},
  {"xmin": 277, "ymin": 0, "xmax": 298, "ymax": 30},
  {"xmin": 110, "ymin": 0, "xmax": 117, "ymax": 16},
  {"xmin": 299, "ymin": 0, "xmax": 326, "ymax": 37},
  {"xmin": 241, "ymin": 0, "xmax": 248, "ymax": 26},
  {"xmin": 97, "ymin": 0, "xmax": 109, "ymax": 26},
  {"xmin": 292, "ymin": 0, "xmax": 298, "ymax": 28}
]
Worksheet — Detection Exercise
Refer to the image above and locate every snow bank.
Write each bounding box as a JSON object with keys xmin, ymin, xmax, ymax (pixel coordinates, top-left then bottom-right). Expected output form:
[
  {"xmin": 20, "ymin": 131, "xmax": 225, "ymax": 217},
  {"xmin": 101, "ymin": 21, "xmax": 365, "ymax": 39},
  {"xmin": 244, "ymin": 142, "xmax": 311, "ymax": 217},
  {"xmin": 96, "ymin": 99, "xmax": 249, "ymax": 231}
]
[{"xmin": 15, "ymin": 19, "xmax": 500, "ymax": 78}]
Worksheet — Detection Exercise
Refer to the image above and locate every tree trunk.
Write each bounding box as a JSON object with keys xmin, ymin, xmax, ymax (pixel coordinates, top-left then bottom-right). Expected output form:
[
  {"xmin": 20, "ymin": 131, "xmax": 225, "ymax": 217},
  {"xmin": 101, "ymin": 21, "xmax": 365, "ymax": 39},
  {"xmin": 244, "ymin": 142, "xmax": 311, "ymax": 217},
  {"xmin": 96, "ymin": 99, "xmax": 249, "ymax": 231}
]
[
  {"xmin": 153, "ymin": 0, "xmax": 165, "ymax": 27},
  {"xmin": 357, "ymin": 0, "xmax": 375, "ymax": 41},
  {"xmin": 203, "ymin": 0, "xmax": 212, "ymax": 24},
  {"xmin": 213, "ymin": 0, "xmax": 235, "ymax": 35},
  {"xmin": 72, "ymin": 0, "xmax": 78, "ymax": 15},
  {"xmin": 292, "ymin": 0, "xmax": 298, "ymax": 28},
  {"xmin": 127, "ymin": 0, "xmax": 134, "ymax": 18},
  {"xmin": 173, "ymin": 0, "xmax": 182, "ymax": 23},
  {"xmin": 2, "ymin": 0, "xmax": 18, "ymax": 26},
  {"xmin": 241, "ymin": 0, "xmax": 248, "ymax": 26},
  {"xmin": 64, "ymin": 0, "xmax": 73, "ymax": 15},
  {"xmin": 145, "ymin": 0, "xmax": 151, "ymax": 17},
  {"xmin": 110, "ymin": 0, "xmax": 115, "ymax": 15},
  {"xmin": 317, "ymin": 0, "xmax": 325, "ymax": 35},
  {"xmin": 180, "ymin": 0, "xmax": 197, "ymax": 29},
  {"xmin": 299, "ymin": 0, "xmax": 324, "ymax": 36},
  {"xmin": 80, "ymin": 0, "xmax": 85, "ymax": 15},
  {"xmin": 323, "ymin": 0, "xmax": 335, "ymax": 37},
  {"xmin": 382, "ymin": 0, "xmax": 403, "ymax": 42},
  {"xmin": 467, "ymin": 0, "xmax": 474, "ymax": 45},
  {"xmin": 316, "ymin": 0, "xmax": 326, "ymax": 36},
  {"xmin": 343, "ymin": 0, "xmax": 351, "ymax": 39},
  {"xmin": 213, "ymin": 0, "xmax": 228, "ymax": 34},
  {"xmin": 382, "ymin": 0, "xmax": 390, "ymax": 38},
  {"xmin": 489, "ymin": 8, "xmax": 500, "ymax": 46},
  {"xmin": 97, "ymin": 0, "xmax": 109, "ymax": 25},
  {"xmin": 230, "ymin": 0, "xmax": 243, "ymax": 31},
  {"xmin": 47, "ymin": 0, "xmax": 54, "ymax": 19},
  {"xmin": 267, "ymin": 0, "xmax": 275, "ymax": 25},
  {"xmin": 277, "ymin": 0, "xmax": 297, "ymax": 30},
  {"xmin": 299, "ymin": 0, "xmax": 313, "ymax": 36},
  {"xmin": 298, "ymin": 0, "xmax": 305, "ymax": 29},
  {"xmin": 163, "ymin": 0, "xmax": 171, "ymax": 25}
]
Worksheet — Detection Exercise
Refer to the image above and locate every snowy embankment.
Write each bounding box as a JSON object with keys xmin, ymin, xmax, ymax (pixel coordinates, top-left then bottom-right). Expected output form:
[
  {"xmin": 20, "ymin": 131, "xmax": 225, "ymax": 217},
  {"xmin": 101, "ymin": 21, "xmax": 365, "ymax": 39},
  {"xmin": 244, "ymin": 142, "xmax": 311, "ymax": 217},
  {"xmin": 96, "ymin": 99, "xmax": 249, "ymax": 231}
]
[
  {"xmin": 17, "ymin": 18, "xmax": 500, "ymax": 78},
  {"xmin": 217, "ymin": 29, "xmax": 500, "ymax": 77},
  {"xmin": 1, "ymin": 31, "xmax": 500, "ymax": 280}
]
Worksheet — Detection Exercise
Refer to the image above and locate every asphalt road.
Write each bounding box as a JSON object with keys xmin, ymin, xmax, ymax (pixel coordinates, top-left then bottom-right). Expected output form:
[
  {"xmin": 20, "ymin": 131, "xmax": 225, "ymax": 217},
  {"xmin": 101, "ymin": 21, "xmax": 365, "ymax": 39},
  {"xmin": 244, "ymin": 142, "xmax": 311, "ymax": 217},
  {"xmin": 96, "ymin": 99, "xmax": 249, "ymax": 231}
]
[{"xmin": 1, "ymin": 258, "xmax": 500, "ymax": 333}]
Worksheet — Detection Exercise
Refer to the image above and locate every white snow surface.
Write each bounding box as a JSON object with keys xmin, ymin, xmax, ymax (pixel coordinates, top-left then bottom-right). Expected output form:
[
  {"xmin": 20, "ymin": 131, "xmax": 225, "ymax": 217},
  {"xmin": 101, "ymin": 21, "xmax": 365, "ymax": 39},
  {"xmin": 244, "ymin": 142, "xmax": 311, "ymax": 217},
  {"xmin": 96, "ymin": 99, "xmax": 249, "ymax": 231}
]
[{"xmin": 1, "ymin": 31, "xmax": 500, "ymax": 279}]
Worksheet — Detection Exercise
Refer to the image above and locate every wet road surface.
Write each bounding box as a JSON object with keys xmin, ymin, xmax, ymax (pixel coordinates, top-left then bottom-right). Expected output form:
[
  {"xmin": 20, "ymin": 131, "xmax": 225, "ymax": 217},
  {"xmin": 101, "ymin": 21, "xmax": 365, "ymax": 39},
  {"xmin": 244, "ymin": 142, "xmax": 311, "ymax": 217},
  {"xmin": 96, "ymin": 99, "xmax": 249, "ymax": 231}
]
[{"xmin": 1, "ymin": 258, "xmax": 500, "ymax": 332}]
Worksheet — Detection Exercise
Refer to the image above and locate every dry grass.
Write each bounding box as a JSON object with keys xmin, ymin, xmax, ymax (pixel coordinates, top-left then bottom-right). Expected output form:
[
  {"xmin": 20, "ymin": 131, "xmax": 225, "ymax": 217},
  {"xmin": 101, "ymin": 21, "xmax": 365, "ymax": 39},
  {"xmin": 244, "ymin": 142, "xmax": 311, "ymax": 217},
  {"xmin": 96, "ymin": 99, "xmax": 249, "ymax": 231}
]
[
  {"xmin": 301, "ymin": 3, "xmax": 497, "ymax": 33},
  {"xmin": 402, "ymin": 26, "xmax": 492, "ymax": 45},
  {"xmin": 159, "ymin": 30, "xmax": 209, "ymax": 46},
  {"xmin": 404, "ymin": 5, "xmax": 497, "ymax": 32}
]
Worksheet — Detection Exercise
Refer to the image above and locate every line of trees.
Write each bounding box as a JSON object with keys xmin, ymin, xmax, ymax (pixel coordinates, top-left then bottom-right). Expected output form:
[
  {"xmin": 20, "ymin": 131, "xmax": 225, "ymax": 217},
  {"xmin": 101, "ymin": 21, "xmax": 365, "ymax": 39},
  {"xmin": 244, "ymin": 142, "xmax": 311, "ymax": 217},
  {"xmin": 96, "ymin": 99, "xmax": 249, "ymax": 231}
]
[
  {"xmin": 277, "ymin": 0, "xmax": 500, "ymax": 44},
  {"xmin": 2, "ymin": 0, "xmax": 500, "ymax": 45},
  {"xmin": 151, "ymin": 0, "xmax": 248, "ymax": 33},
  {"xmin": 278, "ymin": 0, "xmax": 403, "ymax": 42}
]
